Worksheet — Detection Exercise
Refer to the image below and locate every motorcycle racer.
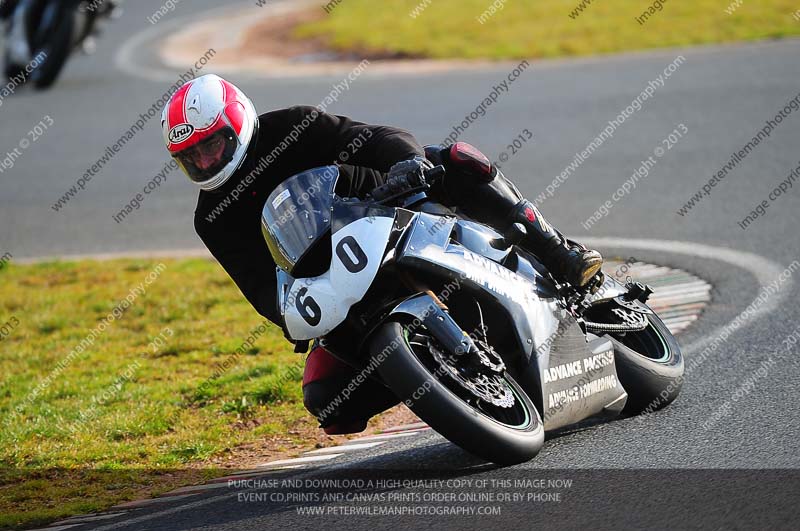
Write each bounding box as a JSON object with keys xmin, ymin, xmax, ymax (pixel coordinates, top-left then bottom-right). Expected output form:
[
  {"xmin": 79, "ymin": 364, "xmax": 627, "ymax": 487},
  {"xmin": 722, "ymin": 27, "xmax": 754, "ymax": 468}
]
[{"xmin": 162, "ymin": 74, "xmax": 603, "ymax": 435}]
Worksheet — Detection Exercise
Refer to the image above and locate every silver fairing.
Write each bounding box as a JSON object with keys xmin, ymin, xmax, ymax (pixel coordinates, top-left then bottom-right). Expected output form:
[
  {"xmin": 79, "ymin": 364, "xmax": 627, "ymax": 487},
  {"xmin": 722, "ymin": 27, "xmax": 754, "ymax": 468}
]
[
  {"xmin": 397, "ymin": 212, "xmax": 561, "ymax": 365},
  {"xmin": 395, "ymin": 212, "xmax": 626, "ymax": 430}
]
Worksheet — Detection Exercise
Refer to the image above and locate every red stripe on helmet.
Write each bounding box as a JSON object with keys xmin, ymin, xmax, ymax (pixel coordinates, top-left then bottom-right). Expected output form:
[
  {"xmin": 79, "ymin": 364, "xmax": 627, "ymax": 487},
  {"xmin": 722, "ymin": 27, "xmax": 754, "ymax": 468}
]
[
  {"xmin": 220, "ymin": 79, "xmax": 246, "ymax": 136},
  {"xmin": 166, "ymin": 82, "xmax": 192, "ymax": 148}
]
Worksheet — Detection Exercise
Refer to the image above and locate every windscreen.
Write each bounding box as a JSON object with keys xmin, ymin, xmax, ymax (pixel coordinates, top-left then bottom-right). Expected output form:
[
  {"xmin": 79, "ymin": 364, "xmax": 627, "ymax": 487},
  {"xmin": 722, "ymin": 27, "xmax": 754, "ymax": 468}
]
[{"xmin": 261, "ymin": 166, "xmax": 339, "ymax": 274}]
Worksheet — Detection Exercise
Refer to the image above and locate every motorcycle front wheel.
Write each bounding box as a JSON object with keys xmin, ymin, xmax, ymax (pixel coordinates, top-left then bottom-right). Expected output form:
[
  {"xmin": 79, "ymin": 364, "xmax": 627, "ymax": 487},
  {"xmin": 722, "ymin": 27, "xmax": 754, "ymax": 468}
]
[{"xmin": 370, "ymin": 321, "xmax": 544, "ymax": 466}]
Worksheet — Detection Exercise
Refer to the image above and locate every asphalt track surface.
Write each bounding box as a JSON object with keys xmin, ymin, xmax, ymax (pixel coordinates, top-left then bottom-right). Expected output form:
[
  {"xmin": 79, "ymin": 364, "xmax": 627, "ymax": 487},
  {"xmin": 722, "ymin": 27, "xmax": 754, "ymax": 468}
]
[{"xmin": 2, "ymin": 0, "xmax": 800, "ymax": 529}]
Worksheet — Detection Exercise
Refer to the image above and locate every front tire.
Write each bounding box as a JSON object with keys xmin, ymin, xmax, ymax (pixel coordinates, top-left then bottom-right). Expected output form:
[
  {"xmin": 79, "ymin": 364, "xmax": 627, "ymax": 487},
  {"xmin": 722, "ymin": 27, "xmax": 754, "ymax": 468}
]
[
  {"xmin": 3, "ymin": 27, "xmax": 25, "ymax": 83},
  {"xmin": 4, "ymin": 60, "xmax": 25, "ymax": 83},
  {"xmin": 29, "ymin": 2, "xmax": 75, "ymax": 89},
  {"xmin": 371, "ymin": 321, "xmax": 544, "ymax": 466}
]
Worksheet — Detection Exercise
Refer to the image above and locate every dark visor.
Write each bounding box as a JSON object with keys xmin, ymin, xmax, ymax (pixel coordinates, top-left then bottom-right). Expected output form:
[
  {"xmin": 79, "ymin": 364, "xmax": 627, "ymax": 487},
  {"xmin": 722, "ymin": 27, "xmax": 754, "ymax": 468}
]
[{"xmin": 174, "ymin": 127, "xmax": 239, "ymax": 183}]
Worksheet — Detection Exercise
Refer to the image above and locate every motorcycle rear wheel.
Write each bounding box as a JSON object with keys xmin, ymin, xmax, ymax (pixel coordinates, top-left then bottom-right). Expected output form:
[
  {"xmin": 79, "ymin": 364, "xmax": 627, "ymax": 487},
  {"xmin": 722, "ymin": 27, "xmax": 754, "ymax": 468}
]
[
  {"xmin": 602, "ymin": 310, "xmax": 684, "ymax": 414},
  {"xmin": 371, "ymin": 321, "xmax": 544, "ymax": 465}
]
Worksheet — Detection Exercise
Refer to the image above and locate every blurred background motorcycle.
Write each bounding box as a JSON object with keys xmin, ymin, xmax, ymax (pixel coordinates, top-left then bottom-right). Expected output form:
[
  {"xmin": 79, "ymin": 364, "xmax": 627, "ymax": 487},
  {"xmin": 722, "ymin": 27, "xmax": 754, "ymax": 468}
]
[{"xmin": 0, "ymin": 0, "xmax": 120, "ymax": 89}]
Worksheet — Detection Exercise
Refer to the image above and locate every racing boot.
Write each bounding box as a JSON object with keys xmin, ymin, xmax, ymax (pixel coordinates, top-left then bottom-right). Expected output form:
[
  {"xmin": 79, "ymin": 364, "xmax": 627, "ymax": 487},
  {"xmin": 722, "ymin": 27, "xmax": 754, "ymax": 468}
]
[
  {"xmin": 508, "ymin": 199, "xmax": 603, "ymax": 288},
  {"xmin": 427, "ymin": 142, "xmax": 603, "ymax": 288}
]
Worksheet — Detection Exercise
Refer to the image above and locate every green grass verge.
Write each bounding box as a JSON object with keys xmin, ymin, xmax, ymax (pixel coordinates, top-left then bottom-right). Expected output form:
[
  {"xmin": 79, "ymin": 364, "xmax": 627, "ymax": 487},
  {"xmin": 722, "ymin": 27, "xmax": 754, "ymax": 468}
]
[
  {"xmin": 297, "ymin": 0, "xmax": 800, "ymax": 60},
  {"xmin": 0, "ymin": 259, "xmax": 307, "ymax": 529}
]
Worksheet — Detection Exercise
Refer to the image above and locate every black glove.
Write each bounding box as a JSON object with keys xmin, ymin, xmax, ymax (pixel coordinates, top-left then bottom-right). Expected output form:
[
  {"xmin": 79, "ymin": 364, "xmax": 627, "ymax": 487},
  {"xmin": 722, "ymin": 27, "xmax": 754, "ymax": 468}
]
[
  {"xmin": 370, "ymin": 156, "xmax": 434, "ymax": 203},
  {"xmin": 387, "ymin": 156, "xmax": 434, "ymax": 186}
]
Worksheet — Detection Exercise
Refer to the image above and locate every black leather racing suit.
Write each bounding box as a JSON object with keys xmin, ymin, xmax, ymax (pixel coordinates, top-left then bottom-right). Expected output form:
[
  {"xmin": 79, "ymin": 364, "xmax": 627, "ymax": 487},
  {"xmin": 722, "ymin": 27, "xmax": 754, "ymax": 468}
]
[{"xmin": 194, "ymin": 106, "xmax": 425, "ymax": 327}]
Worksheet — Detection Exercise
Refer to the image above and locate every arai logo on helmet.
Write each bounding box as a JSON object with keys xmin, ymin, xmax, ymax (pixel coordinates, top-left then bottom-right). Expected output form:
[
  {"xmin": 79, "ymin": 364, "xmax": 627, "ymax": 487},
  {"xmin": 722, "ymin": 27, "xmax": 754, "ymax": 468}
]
[{"xmin": 168, "ymin": 123, "xmax": 195, "ymax": 144}]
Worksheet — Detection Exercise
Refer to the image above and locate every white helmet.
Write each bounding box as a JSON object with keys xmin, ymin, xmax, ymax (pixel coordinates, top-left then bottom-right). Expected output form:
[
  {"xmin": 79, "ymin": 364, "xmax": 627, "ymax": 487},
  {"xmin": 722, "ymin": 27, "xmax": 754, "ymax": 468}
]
[{"xmin": 161, "ymin": 74, "xmax": 258, "ymax": 191}]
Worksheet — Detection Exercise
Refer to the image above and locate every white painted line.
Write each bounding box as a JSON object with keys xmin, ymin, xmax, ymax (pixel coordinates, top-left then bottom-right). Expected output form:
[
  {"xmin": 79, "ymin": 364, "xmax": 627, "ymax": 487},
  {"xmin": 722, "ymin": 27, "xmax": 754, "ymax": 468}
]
[
  {"xmin": 17, "ymin": 248, "xmax": 211, "ymax": 264},
  {"xmin": 655, "ymin": 309, "xmax": 707, "ymax": 319},
  {"xmin": 255, "ymin": 454, "xmax": 343, "ymax": 467},
  {"xmin": 387, "ymin": 426, "xmax": 432, "ymax": 435},
  {"xmin": 344, "ymin": 431, "xmax": 422, "ymax": 443},
  {"xmin": 658, "ymin": 309, "xmax": 702, "ymax": 319},
  {"xmin": 650, "ymin": 281, "xmax": 701, "ymax": 289},
  {"xmin": 651, "ymin": 281, "xmax": 701, "ymax": 289},
  {"xmin": 380, "ymin": 422, "xmax": 429, "ymax": 433},
  {"xmin": 51, "ymin": 512, "xmax": 128, "ymax": 525},
  {"xmin": 657, "ymin": 300, "xmax": 708, "ymax": 310},
  {"xmin": 648, "ymin": 290, "xmax": 711, "ymax": 300},
  {"xmin": 163, "ymin": 482, "xmax": 230, "ymax": 495},
  {"xmin": 651, "ymin": 304, "xmax": 707, "ymax": 319},
  {"xmin": 650, "ymin": 293, "xmax": 712, "ymax": 305},
  {"xmin": 651, "ymin": 279, "xmax": 711, "ymax": 289},
  {"xmin": 111, "ymin": 493, "xmax": 198, "ymax": 510},
  {"xmin": 649, "ymin": 273, "xmax": 704, "ymax": 281},
  {"xmin": 651, "ymin": 288, "xmax": 712, "ymax": 298},
  {"xmin": 114, "ymin": 3, "xmax": 257, "ymax": 82},
  {"xmin": 648, "ymin": 282, "xmax": 711, "ymax": 295},
  {"xmin": 650, "ymin": 301, "xmax": 710, "ymax": 311},
  {"xmin": 651, "ymin": 286, "xmax": 712, "ymax": 298},
  {"xmin": 649, "ymin": 275, "xmax": 705, "ymax": 282},
  {"xmin": 627, "ymin": 267, "xmax": 674, "ymax": 278},
  {"xmin": 219, "ymin": 464, "xmax": 306, "ymax": 478},
  {"xmin": 27, "ymin": 525, "xmax": 81, "ymax": 531},
  {"xmin": 648, "ymin": 277, "xmax": 699, "ymax": 285},
  {"xmin": 304, "ymin": 441, "xmax": 387, "ymax": 455},
  {"xmin": 662, "ymin": 316, "xmax": 698, "ymax": 327}
]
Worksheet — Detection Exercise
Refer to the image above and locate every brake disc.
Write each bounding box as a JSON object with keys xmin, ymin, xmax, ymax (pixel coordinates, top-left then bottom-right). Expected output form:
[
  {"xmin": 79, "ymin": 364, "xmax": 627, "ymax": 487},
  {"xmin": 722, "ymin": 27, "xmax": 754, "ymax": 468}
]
[
  {"xmin": 428, "ymin": 340, "xmax": 514, "ymax": 408},
  {"xmin": 473, "ymin": 336, "xmax": 506, "ymax": 373}
]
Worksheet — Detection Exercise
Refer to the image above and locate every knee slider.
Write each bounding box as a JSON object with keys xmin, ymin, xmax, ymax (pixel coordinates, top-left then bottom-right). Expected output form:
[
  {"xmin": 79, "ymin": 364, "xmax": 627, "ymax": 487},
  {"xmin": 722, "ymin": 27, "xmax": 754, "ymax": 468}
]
[{"xmin": 447, "ymin": 142, "xmax": 496, "ymax": 183}]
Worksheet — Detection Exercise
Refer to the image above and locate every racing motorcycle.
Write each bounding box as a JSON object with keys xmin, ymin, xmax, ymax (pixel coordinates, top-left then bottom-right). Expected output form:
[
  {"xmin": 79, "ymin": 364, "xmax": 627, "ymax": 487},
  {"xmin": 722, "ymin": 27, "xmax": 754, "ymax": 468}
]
[
  {"xmin": 262, "ymin": 156, "xmax": 683, "ymax": 465},
  {"xmin": 3, "ymin": 0, "xmax": 120, "ymax": 88}
]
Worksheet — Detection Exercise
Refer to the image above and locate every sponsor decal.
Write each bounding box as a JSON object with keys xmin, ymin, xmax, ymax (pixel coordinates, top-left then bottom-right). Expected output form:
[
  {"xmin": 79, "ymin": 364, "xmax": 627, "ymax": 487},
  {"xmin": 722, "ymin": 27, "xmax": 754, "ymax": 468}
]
[
  {"xmin": 543, "ymin": 360, "xmax": 583, "ymax": 384},
  {"xmin": 168, "ymin": 123, "xmax": 195, "ymax": 144},
  {"xmin": 544, "ymin": 349, "xmax": 617, "ymax": 411},
  {"xmin": 547, "ymin": 374, "xmax": 618, "ymax": 409},
  {"xmin": 542, "ymin": 350, "xmax": 614, "ymax": 384},
  {"xmin": 272, "ymin": 189, "xmax": 292, "ymax": 210},
  {"xmin": 461, "ymin": 250, "xmax": 534, "ymax": 305}
]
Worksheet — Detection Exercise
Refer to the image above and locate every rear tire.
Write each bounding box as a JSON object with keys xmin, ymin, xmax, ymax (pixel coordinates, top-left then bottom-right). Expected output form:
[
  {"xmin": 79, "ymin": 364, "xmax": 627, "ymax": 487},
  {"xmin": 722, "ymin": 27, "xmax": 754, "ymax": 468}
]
[
  {"xmin": 607, "ymin": 312, "xmax": 683, "ymax": 414},
  {"xmin": 371, "ymin": 321, "xmax": 544, "ymax": 466}
]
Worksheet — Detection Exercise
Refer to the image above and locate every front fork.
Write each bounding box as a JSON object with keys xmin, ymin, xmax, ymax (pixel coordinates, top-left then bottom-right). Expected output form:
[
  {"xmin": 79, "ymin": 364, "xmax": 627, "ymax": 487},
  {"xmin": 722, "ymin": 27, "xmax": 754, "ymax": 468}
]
[{"xmin": 383, "ymin": 293, "xmax": 481, "ymax": 363}]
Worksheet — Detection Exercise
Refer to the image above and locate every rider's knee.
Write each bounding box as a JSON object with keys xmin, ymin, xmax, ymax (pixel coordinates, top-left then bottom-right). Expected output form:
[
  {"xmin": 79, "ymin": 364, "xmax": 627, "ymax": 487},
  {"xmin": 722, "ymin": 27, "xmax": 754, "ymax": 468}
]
[
  {"xmin": 302, "ymin": 380, "xmax": 335, "ymax": 418},
  {"xmin": 425, "ymin": 142, "xmax": 496, "ymax": 183}
]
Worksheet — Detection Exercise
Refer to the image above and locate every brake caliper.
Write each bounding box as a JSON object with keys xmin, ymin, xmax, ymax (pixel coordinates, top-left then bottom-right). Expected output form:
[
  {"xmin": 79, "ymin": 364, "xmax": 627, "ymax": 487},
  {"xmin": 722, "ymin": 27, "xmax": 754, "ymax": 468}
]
[{"xmin": 428, "ymin": 338, "xmax": 514, "ymax": 408}]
